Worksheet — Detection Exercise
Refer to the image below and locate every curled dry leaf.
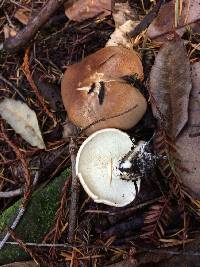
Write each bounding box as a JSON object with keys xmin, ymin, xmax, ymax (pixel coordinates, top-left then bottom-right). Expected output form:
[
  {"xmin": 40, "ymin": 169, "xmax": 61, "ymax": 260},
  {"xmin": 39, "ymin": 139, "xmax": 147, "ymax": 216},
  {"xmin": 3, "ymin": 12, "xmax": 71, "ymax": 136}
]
[
  {"xmin": 149, "ymin": 37, "xmax": 192, "ymax": 139},
  {"xmin": 64, "ymin": 0, "xmax": 113, "ymax": 22},
  {"xmin": 14, "ymin": 8, "xmax": 31, "ymax": 25},
  {"xmin": 147, "ymin": 0, "xmax": 200, "ymax": 43},
  {"xmin": 0, "ymin": 98, "xmax": 45, "ymax": 149},
  {"xmin": 176, "ymin": 62, "xmax": 200, "ymax": 198}
]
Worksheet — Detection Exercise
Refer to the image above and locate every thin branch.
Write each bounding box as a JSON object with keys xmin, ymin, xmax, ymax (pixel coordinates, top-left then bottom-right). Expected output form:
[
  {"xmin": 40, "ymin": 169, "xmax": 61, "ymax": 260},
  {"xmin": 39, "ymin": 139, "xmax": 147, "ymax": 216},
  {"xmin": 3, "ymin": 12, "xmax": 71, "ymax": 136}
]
[
  {"xmin": 130, "ymin": 0, "xmax": 164, "ymax": 38},
  {"xmin": 3, "ymin": 0, "xmax": 69, "ymax": 52},
  {"xmin": 0, "ymin": 73, "xmax": 26, "ymax": 101},
  {"xmin": 0, "ymin": 172, "xmax": 39, "ymax": 198},
  {"xmin": 0, "ymin": 172, "xmax": 38, "ymax": 250},
  {"xmin": 67, "ymin": 139, "xmax": 80, "ymax": 243},
  {"xmin": 22, "ymin": 48, "xmax": 57, "ymax": 126},
  {"xmin": 85, "ymin": 197, "xmax": 163, "ymax": 216},
  {"xmin": 2, "ymin": 243, "xmax": 200, "ymax": 256},
  {"xmin": 0, "ymin": 207, "xmax": 25, "ymax": 250}
]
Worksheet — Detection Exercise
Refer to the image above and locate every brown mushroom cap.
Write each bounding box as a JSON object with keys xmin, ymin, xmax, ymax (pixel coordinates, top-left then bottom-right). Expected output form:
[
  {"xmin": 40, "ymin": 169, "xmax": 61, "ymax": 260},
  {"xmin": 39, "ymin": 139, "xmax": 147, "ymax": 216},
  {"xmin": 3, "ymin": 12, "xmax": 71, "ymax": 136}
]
[{"xmin": 61, "ymin": 46, "xmax": 147, "ymax": 135}]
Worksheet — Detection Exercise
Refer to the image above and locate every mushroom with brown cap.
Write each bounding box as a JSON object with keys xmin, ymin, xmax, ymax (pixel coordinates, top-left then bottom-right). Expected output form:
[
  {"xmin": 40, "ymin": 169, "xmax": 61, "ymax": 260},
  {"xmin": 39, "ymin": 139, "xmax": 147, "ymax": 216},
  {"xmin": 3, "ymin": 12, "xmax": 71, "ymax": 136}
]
[{"xmin": 61, "ymin": 46, "xmax": 147, "ymax": 135}]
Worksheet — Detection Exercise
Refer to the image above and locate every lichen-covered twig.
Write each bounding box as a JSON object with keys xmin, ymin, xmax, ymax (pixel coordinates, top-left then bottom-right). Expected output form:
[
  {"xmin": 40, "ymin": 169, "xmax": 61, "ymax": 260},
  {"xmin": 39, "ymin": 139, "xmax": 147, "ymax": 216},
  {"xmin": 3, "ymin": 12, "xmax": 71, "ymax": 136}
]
[
  {"xmin": 0, "ymin": 172, "xmax": 38, "ymax": 198},
  {"xmin": 0, "ymin": 172, "xmax": 38, "ymax": 250},
  {"xmin": 68, "ymin": 139, "xmax": 80, "ymax": 243},
  {"xmin": 0, "ymin": 207, "xmax": 25, "ymax": 250},
  {"xmin": 3, "ymin": 0, "xmax": 68, "ymax": 52}
]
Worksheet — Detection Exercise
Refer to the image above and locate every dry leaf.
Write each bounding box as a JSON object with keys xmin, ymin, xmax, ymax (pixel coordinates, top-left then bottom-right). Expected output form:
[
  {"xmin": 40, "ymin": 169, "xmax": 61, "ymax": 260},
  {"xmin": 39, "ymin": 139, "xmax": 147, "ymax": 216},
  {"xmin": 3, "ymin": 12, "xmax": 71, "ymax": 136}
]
[
  {"xmin": 0, "ymin": 98, "xmax": 45, "ymax": 149},
  {"xmin": 112, "ymin": 1, "xmax": 138, "ymax": 28},
  {"xmin": 64, "ymin": 0, "xmax": 113, "ymax": 22},
  {"xmin": 14, "ymin": 8, "xmax": 31, "ymax": 25},
  {"xmin": 3, "ymin": 25, "xmax": 17, "ymax": 39},
  {"xmin": 147, "ymin": 0, "xmax": 200, "ymax": 43},
  {"xmin": 149, "ymin": 37, "xmax": 192, "ymax": 139},
  {"xmin": 176, "ymin": 62, "xmax": 200, "ymax": 198}
]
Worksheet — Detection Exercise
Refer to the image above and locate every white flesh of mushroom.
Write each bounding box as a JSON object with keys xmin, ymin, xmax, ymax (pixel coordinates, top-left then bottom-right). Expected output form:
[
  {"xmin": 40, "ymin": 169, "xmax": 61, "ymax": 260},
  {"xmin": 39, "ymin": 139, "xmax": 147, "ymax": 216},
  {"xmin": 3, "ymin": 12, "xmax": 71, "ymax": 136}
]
[{"xmin": 76, "ymin": 128, "xmax": 141, "ymax": 207}]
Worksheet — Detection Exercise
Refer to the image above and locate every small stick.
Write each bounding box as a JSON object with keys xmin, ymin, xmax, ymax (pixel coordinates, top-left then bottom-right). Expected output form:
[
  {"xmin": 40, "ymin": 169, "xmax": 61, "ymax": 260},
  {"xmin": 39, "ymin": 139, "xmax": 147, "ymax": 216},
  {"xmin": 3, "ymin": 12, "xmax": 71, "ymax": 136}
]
[
  {"xmin": 0, "ymin": 207, "xmax": 25, "ymax": 250},
  {"xmin": 3, "ymin": 0, "xmax": 68, "ymax": 52},
  {"xmin": 68, "ymin": 139, "xmax": 80, "ymax": 243},
  {"xmin": 0, "ymin": 172, "xmax": 38, "ymax": 198},
  {"xmin": 129, "ymin": 0, "xmax": 164, "ymax": 38},
  {"xmin": 0, "ymin": 172, "xmax": 38, "ymax": 250},
  {"xmin": 0, "ymin": 73, "xmax": 26, "ymax": 101}
]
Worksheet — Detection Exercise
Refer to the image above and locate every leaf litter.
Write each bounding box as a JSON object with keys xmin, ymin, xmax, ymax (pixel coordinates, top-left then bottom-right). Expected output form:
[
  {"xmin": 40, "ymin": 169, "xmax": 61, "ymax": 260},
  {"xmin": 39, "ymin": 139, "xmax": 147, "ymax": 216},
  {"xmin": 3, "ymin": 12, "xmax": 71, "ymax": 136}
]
[
  {"xmin": 0, "ymin": 98, "xmax": 45, "ymax": 149},
  {"xmin": 149, "ymin": 36, "xmax": 192, "ymax": 140},
  {"xmin": 0, "ymin": 0, "xmax": 200, "ymax": 266}
]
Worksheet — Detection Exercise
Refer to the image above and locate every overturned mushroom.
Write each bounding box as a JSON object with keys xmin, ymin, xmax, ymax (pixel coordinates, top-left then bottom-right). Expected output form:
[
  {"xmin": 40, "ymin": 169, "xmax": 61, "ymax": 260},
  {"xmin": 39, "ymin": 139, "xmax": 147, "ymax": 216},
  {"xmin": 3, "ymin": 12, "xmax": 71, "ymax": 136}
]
[
  {"xmin": 61, "ymin": 46, "xmax": 147, "ymax": 135},
  {"xmin": 76, "ymin": 128, "xmax": 141, "ymax": 207}
]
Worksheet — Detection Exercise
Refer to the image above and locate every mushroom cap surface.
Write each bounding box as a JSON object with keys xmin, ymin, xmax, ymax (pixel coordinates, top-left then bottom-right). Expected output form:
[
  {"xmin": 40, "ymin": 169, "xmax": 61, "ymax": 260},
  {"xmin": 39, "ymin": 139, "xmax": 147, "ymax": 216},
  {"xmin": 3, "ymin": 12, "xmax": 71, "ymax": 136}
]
[
  {"xmin": 76, "ymin": 128, "xmax": 140, "ymax": 207},
  {"xmin": 61, "ymin": 46, "xmax": 147, "ymax": 135}
]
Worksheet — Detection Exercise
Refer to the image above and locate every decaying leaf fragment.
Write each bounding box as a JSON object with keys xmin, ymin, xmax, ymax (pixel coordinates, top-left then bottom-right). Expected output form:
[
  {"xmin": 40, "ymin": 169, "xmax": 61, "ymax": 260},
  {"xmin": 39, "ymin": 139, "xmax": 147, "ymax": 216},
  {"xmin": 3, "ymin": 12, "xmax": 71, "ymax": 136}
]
[
  {"xmin": 0, "ymin": 98, "xmax": 45, "ymax": 149},
  {"xmin": 149, "ymin": 37, "xmax": 192, "ymax": 139},
  {"xmin": 106, "ymin": 2, "xmax": 140, "ymax": 48},
  {"xmin": 3, "ymin": 25, "xmax": 17, "ymax": 39},
  {"xmin": 147, "ymin": 0, "xmax": 200, "ymax": 42},
  {"xmin": 14, "ymin": 8, "xmax": 31, "ymax": 25},
  {"xmin": 64, "ymin": 0, "xmax": 113, "ymax": 22},
  {"xmin": 176, "ymin": 62, "xmax": 200, "ymax": 198}
]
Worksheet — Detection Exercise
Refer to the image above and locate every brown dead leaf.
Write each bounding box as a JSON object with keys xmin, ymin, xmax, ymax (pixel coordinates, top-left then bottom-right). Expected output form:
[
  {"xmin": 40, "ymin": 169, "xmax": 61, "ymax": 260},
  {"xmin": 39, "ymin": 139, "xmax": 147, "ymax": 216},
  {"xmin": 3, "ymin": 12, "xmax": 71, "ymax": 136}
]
[
  {"xmin": 14, "ymin": 8, "xmax": 31, "ymax": 25},
  {"xmin": 64, "ymin": 0, "xmax": 113, "ymax": 22},
  {"xmin": 176, "ymin": 62, "xmax": 200, "ymax": 198},
  {"xmin": 147, "ymin": 0, "xmax": 200, "ymax": 43},
  {"xmin": 3, "ymin": 25, "xmax": 17, "ymax": 39},
  {"xmin": 149, "ymin": 36, "xmax": 192, "ymax": 139}
]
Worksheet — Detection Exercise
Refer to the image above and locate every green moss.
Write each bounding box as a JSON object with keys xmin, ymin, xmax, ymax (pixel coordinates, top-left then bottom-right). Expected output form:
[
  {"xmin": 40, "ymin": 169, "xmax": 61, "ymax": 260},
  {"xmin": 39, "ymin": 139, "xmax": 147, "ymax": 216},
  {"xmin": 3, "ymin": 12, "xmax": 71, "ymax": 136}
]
[
  {"xmin": 0, "ymin": 199, "xmax": 22, "ymax": 232},
  {"xmin": 0, "ymin": 168, "xmax": 70, "ymax": 265}
]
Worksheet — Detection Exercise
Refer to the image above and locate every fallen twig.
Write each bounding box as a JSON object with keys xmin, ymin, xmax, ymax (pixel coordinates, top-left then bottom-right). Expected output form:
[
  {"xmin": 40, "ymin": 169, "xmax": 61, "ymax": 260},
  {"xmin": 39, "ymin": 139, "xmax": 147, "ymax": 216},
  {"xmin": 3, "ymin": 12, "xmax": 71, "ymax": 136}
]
[
  {"xmin": 85, "ymin": 197, "xmax": 163, "ymax": 216},
  {"xmin": 67, "ymin": 139, "xmax": 80, "ymax": 243},
  {"xmin": 0, "ymin": 73, "xmax": 26, "ymax": 101},
  {"xmin": 0, "ymin": 207, "xmax": 25, "ymax": 250},
  {"xmin": 1, "ymin": 121, "xmax": 31, "ymax": 201},
  {"xmin": 22, "ymin": 47, "xmax": 57, "ymax": 126},
  {"xmin": 44, "ymin": 175, "xmax": 71, "ymax": 256},
  {"xmin": 3, "ymin": 0, "xmax": 68, "ymax": 52},
  {"xmin": 0, "ymin": 172, "xmax": 38, "ymax": 250},
  {"xmin": 0, "ymin": 172, "xmax": 39, "ymax": 198},
  {"xmin": 130, "ymin": 0, "xmax": 164, "ymax": 38}
]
